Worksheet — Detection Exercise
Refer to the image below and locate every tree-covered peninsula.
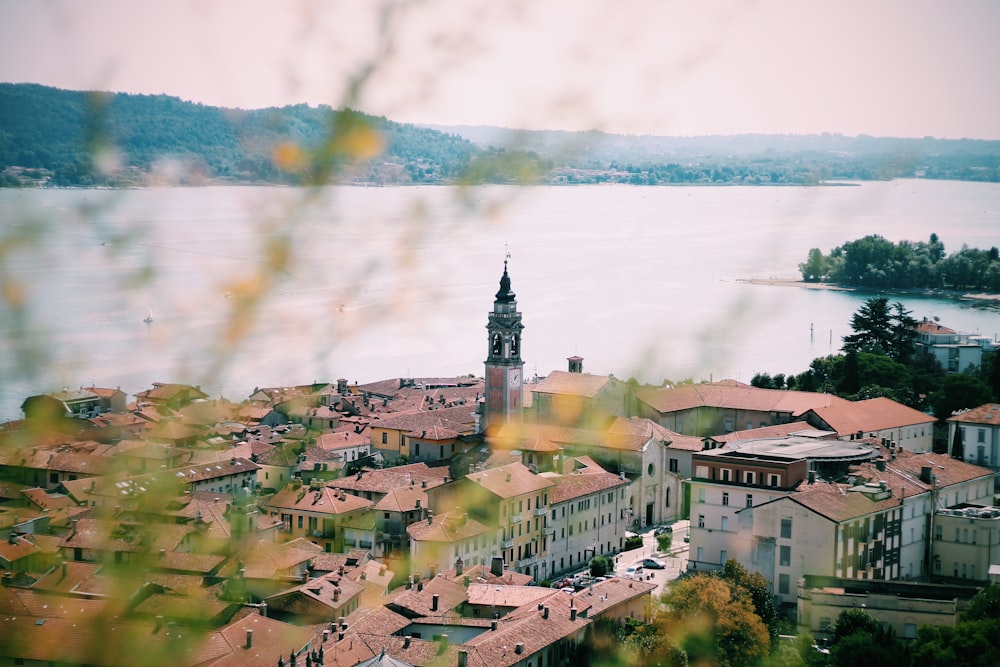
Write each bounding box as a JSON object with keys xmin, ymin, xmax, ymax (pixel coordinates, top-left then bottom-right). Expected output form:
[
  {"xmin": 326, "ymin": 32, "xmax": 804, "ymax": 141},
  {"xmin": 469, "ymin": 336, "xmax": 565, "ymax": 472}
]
[{"xmin": 799, "ymin": 234, "xmax": 1000, "ymax": 292}]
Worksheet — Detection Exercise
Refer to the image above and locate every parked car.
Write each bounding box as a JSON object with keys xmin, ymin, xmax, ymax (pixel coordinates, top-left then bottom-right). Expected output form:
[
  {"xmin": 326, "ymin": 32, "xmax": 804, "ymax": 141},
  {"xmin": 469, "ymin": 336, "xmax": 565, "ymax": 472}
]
[{"xmin": 642, "ymin": 557, "xmax": 666, "ymax": 569}]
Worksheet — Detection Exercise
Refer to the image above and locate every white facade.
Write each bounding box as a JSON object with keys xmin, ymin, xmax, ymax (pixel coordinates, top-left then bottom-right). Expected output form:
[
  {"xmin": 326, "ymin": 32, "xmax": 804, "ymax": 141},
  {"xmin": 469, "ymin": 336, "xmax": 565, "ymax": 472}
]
[{"xmin": 547, "ymin": 477, "xmax": 631, "ymax": 578}]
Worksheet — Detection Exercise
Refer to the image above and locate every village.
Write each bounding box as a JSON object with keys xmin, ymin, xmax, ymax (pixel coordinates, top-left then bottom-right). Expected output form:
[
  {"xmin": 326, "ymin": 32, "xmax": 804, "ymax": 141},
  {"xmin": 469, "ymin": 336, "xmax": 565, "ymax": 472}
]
[{"xmin": 0, "ymin": 263, "xmax": 999, "ymax": 667}]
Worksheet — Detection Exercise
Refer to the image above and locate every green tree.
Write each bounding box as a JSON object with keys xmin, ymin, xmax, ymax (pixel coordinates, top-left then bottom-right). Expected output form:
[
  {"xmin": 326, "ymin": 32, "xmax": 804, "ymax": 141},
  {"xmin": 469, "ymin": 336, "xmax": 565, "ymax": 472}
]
[
  {"xmin": 930, "ymin": 374, "xmax": 994, "ymax": 420},
  {"xmin": 799, "ymin": 248, "xmax": 830, "ymax": 282},
  {"xmin": 842, "ymin": 297, "xmax": 917, "ymax": 363}
]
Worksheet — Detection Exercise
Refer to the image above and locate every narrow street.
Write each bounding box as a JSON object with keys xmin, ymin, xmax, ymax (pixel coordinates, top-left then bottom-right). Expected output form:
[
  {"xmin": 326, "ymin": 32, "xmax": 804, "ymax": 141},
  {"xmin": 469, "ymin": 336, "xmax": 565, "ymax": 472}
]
[{"xmin": 613, "ymin": 519, "xmax": 690, "ymax": 597}]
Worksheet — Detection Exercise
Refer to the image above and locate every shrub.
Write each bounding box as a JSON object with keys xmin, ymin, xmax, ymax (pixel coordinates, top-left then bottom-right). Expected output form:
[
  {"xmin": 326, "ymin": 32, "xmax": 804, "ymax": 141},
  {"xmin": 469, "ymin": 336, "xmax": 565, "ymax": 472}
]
[
  {"xmin": 623, "ymin": 535, "xmax": 644, "ymax": 551},
  {"xmin": 590, "ymin": 556, "xmax": 614, "ymax": 577}
]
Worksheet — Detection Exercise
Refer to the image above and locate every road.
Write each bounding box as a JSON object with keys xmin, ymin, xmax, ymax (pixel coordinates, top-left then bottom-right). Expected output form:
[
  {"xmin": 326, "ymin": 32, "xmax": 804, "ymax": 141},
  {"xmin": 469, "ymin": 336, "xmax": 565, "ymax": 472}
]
[{"xmin": 613, "ymin": 519, "xmax": 689, "ymax": 596}]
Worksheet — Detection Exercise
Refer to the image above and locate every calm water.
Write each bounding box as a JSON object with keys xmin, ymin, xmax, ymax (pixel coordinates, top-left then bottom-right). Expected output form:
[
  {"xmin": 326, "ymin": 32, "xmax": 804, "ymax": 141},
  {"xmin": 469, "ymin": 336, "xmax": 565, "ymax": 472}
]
[{"xmin": 1, "ymin": 181, "xmax": 998, "ymax": 420}]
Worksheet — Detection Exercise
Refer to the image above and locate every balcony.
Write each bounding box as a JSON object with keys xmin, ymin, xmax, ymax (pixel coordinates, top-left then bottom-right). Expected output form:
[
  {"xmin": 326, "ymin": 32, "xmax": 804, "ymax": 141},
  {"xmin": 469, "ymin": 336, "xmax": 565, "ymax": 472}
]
[
  {"xmin": 534, "ymin": 506, "xmax": 548, "ymax": 517},
  {"xmin": 510, "ymin": 513, "xmax": 523, "ymax": 524},
  {"xmin": 502, "ymin": 539, "xmax": 514, "ymax": 549}
]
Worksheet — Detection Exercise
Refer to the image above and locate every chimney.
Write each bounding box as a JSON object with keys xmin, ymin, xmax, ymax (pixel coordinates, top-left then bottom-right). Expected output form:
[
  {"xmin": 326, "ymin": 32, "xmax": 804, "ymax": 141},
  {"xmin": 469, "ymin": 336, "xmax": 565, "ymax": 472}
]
[
  {"xmin": 415, "ymin": 499, "xmax": 421, "ymax": 509},
  {"xmin": 515, "ymin": 642, "xmax": 524, "ymax": 655},
  {"xmin": 260, "ymin": 602, "xmax": 267, "ymax": 617},
  {"xmin": 245, "ymin": 629, "xmax": 253, "ymax": 649},
  {"xmin": 505, "ymin": 471, "xmax": 512, "ymax": 482},
  {"xmin": 323, "ymin": 630, "xmax": 329, "ymax": 642},
  {"xmin": 491, "ymin": 556, "xmax": 504, "ymax": 577},
  {"xmin": 807, "ymin": 471, "xmax": 815, "ymax": 485},
  {"xmin": 542, "ymin": 606, "xmax": 549, "ymax": 619},
  {"xmin": 403, "ymin": 636, "xmax": 411, "ymax": 648},
  {"xmin": 920, "ymin": 466, "xmax": 933, "ymax": 484},
  {"xmin": 876, "ymin": 459, "xmax": 886, "ymax": 471},
  {"xmin": 458, "ymin": 650, "xmax": 468, "ymax": 667},
  {"xmin": 568, "ymin": 356, "xmax": 583, "ymax": 373},
  {"xmin": 431, "ymin": 593, "xmax": 439, "ymax": 611},
  {"xmin": 491, "ymin": 619, "xmax": 498, "ymax": 631},
  {"xmin": 570, "ymin": 607, "xmax": 577, "ymax": 621}
]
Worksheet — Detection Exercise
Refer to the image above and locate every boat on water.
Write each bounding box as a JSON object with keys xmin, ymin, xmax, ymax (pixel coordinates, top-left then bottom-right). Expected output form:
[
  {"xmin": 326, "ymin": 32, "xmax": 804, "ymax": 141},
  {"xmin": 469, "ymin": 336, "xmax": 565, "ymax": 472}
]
[{"xmin": 143, "ymin": 307, "xmax": 154, "ymax": 324}]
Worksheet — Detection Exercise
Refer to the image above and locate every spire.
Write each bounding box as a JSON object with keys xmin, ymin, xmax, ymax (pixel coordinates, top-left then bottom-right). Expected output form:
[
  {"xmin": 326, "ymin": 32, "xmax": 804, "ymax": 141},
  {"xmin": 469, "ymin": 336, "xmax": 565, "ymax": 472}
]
[{"xmin": 495, "ymin": 256, "xmax": 516, "ymax": 303}]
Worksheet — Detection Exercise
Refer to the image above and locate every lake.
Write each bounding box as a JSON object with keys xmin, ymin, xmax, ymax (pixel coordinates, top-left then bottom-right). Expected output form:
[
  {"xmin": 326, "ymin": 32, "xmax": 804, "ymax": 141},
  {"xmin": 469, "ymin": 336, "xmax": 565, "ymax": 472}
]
[{"xmin": 1, "ymin": 180, "xmax": 998, "ymax": 420}]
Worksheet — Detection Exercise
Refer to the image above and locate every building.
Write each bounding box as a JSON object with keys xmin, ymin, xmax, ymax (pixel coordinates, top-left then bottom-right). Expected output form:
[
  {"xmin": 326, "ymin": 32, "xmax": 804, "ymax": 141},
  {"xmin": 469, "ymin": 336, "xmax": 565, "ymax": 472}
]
[
  {"xmin": 634, "ymin": 381, "xmax": 845, "ymax": 437},
  {"xmin": 688, "ymin": 433, "xmax": 996, "ymax": 608},
  {"xmin": 545, "ymin": 462, "xmax": 632, "ymax": 578},
  {"xmin": 802, "ymin": 397, "xmax": 936, "ymax": 453},
  {"xmin": 483, "ymin": 260, "xmax": 525, "ymax": 432},
  {"xmin": 947, "ymin": 403, "xmax": 1000, "ymax": 475},
  {"xmin": 931, "ymin": 503, "xmax": 1000, "ymax": 582},
  {"xmin": 529, "ymin": 364, "xmax": 631, "ymax": 430},
  {"xmin": 406, "ymin": 508, "xmax": 501, "ymax": 579},
  {"xmin": 915, "ymin": 317, "xmax": 988, "ymax": 373},
  {"xmin": 264, "ymin": 479, "xmax": 373, "ymax": 553},
  {"xmin": 797, "ymin": 576, "xmax": 981, "ymax": 643},
  {"xmin": 426, "ymin": 461, "xmax": 553, "ymax": 581}
]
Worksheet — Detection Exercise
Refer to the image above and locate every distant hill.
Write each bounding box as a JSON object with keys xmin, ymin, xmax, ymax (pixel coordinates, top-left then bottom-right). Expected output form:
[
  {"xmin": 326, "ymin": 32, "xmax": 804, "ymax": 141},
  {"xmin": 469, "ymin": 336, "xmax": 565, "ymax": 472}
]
[{"xmin": 2, "ymin": 83, "xmax": 999, "ymax": 187}]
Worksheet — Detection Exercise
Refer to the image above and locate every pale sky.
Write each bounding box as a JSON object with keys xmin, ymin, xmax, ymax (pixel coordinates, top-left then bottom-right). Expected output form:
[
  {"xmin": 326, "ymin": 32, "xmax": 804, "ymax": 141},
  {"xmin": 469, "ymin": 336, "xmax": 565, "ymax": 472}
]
[{"xmin": 2, "ymin": 0, "xmax": 999, "ymax": 139}]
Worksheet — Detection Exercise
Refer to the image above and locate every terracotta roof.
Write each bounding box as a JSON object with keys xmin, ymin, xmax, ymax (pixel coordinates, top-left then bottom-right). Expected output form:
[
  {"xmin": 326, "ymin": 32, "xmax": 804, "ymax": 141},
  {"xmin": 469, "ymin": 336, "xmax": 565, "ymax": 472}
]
[
  {"xmin": 574, "ymin": 576, "xmax": 657, "ymax": 615},
  {"xmin": 373, "ymin": 486, "xmax": 429, "ymax": 513},
  {"xmin": 917, "ymin": 320, "xmax": 957, "ymax": 334},
  {"xmin": 635, "ymin": 382, "xmax": 846, "ymax": 415},
  {"xmin": 206, "ymin": 613, "xmax": 317, "ymax": 667},
  {"xmin": 533, "ymin": 370, "xmax": 617, "ymax": 398},
  {"xmin": 710, "ymin": 421, "xmax": 832, "ymax": 444},
  {"xmin": 437, "ymin": 564, "xmax": 534, "ymax": 587},
  {"xmin": 948, "ymin": 403, "xmax": 1000, "ymax": 426},
  {"xmin": 407, "ymin": 509, "xmax": 494, "ymax": 543},
  {"xmin": 386, "ymin": 575, "xmax": 468, "ymax": 617},
  {"xmin": 266, "ymin": 484, "xmax": 373, "ymax": 516},
  {"xmin": 235, "ymin": 539, "xmax": 323, "ymax": 580},
  {"xmin": 547, "ymin": 471, "xmax": 629, "ymax": 504},
  {"xmin": 465, "ymin": 462, "xmax": 554, "ymax": 499},
  {"xmin": 371, "ymin": 405, "xmax": 477, "ymax": 436},
  {"xmin": 465, "ymin": 583, "xmax": 555, "ymax": 608},
  {"xmin": 329, "ymin": 463, "xmax": 450, "ymax": 494},
  {"xmin": 806, "ymin": 397, "xmax": 936, "ymax": 434},
  {"xmin": 463, "ymin": 590, "xmax": 591, "ymax": 667}
]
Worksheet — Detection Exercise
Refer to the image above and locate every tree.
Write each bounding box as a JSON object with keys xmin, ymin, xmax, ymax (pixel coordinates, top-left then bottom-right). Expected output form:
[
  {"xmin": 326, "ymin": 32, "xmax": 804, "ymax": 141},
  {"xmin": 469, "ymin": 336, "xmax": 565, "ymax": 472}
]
[
  {"xmin": 952, "ymin": 427, "xmax": 964, "ymax": 459},
  {"xmin": 799, "ymin": 248, "xmax": 830, "ymax": 282},
  {"xmin": 718, "ymin": 559, "xmax": 781, "ymax": 641},
  {"xmin": 930, "ymin": 374, "xmax": 994, "ymax": 420},
  {"xmin": 842, "ymin": 297, "xmax": 917, "ymax": 363},
  {"xmin": 660, "ymin": 573, "xmax": 771, "ymax": 667}
]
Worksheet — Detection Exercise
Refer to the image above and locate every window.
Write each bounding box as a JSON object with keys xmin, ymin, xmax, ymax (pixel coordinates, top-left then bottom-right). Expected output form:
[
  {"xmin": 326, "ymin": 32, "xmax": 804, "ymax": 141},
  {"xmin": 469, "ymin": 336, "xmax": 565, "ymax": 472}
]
[
  {"xmin": 780, "ymin": 545, "xmax": 791, "ymax": 566},
  {"xmin": 698, "ymin": 514, "xmax": 705, "ymax": 528},
  {"xmin": 768, "ymin": 474, "xmax": 780, "ymax": 487},
  {"xmin": 720, "ymin": 549, "xmax": 727, "ymax": 563},
  {"xmin": 381, "ymin": 432, "xmax": 387, "ymax": 444},
  {"xmin": 698, "ymin": 488, "xmax": 706, "ymax": 503},
  {"xmin": 778, "ymin": 574, "xmax": 790, "ymax": 595},
  {"xmin": 669, "ymin": 458, "xmax": 678, "ymax": 473},
  {"xmin": 721, "ymin": 516, "xmax": 728, "ymax": 531},
  {"xmin": 780, "ymin": 518, "xmax": 792, "ymax": 539},
  {"xmin": 745, "ymin": 494, "xmax": 753, "ymax": 508},
  {"xmin": 665, "ymin": 488, "xmax": 671, "ymax": 508},
  {"xmin": 648, "ymin": 463, "xmax": 655, "ymax": 477},
  {"xmin": 744, "ymin": 471, "xmax": 755, "ymax": 484},
  {"xmin": 721, "ymin": 468, "xmax": 731, "ymax": 482},
  {"xmin": 722, "ymin": 492, "xmax": 729, "ymax": 506}
]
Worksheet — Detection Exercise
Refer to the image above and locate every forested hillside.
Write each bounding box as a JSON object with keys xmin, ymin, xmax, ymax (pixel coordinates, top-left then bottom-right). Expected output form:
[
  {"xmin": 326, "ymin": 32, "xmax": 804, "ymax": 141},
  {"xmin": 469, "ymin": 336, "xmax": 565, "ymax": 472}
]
[
  {"xmin": 3, "ymin": 83, "xmax": 1000, "ymax": 187},
  {"xmin": 0, "ymin": 83, "xmax": 479, "ymax": 186}
]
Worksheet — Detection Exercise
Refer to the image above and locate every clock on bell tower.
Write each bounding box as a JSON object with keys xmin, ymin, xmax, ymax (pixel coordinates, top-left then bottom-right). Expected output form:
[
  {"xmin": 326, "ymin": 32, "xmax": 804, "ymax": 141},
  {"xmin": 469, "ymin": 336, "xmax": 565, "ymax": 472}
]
[{"xmin": 484, "ymin": 258, "xmax": 524, "ymax": 432}]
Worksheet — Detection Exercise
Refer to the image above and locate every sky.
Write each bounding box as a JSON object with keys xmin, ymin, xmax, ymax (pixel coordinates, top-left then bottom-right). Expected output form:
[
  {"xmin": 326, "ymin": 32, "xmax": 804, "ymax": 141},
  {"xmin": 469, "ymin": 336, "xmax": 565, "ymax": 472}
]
[{"xmin": 2, "ymin": 0, "xmax": 999, "ymax": 139}]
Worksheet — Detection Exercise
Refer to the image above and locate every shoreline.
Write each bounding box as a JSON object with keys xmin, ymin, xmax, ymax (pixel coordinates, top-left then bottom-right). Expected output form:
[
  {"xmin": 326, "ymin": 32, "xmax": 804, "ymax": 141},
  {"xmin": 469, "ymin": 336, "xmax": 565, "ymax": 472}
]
[{"xmin": 735, "ymin": 278, "xmax": 1000, "ymax": 303}]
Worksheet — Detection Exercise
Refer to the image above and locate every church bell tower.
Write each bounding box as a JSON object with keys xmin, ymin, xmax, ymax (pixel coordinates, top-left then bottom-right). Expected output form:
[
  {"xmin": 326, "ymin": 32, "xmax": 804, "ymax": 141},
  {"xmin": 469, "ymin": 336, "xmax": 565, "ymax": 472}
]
[{"xmin": 484, "ymin": 259, "xmax": 524, "ymax": 431}]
